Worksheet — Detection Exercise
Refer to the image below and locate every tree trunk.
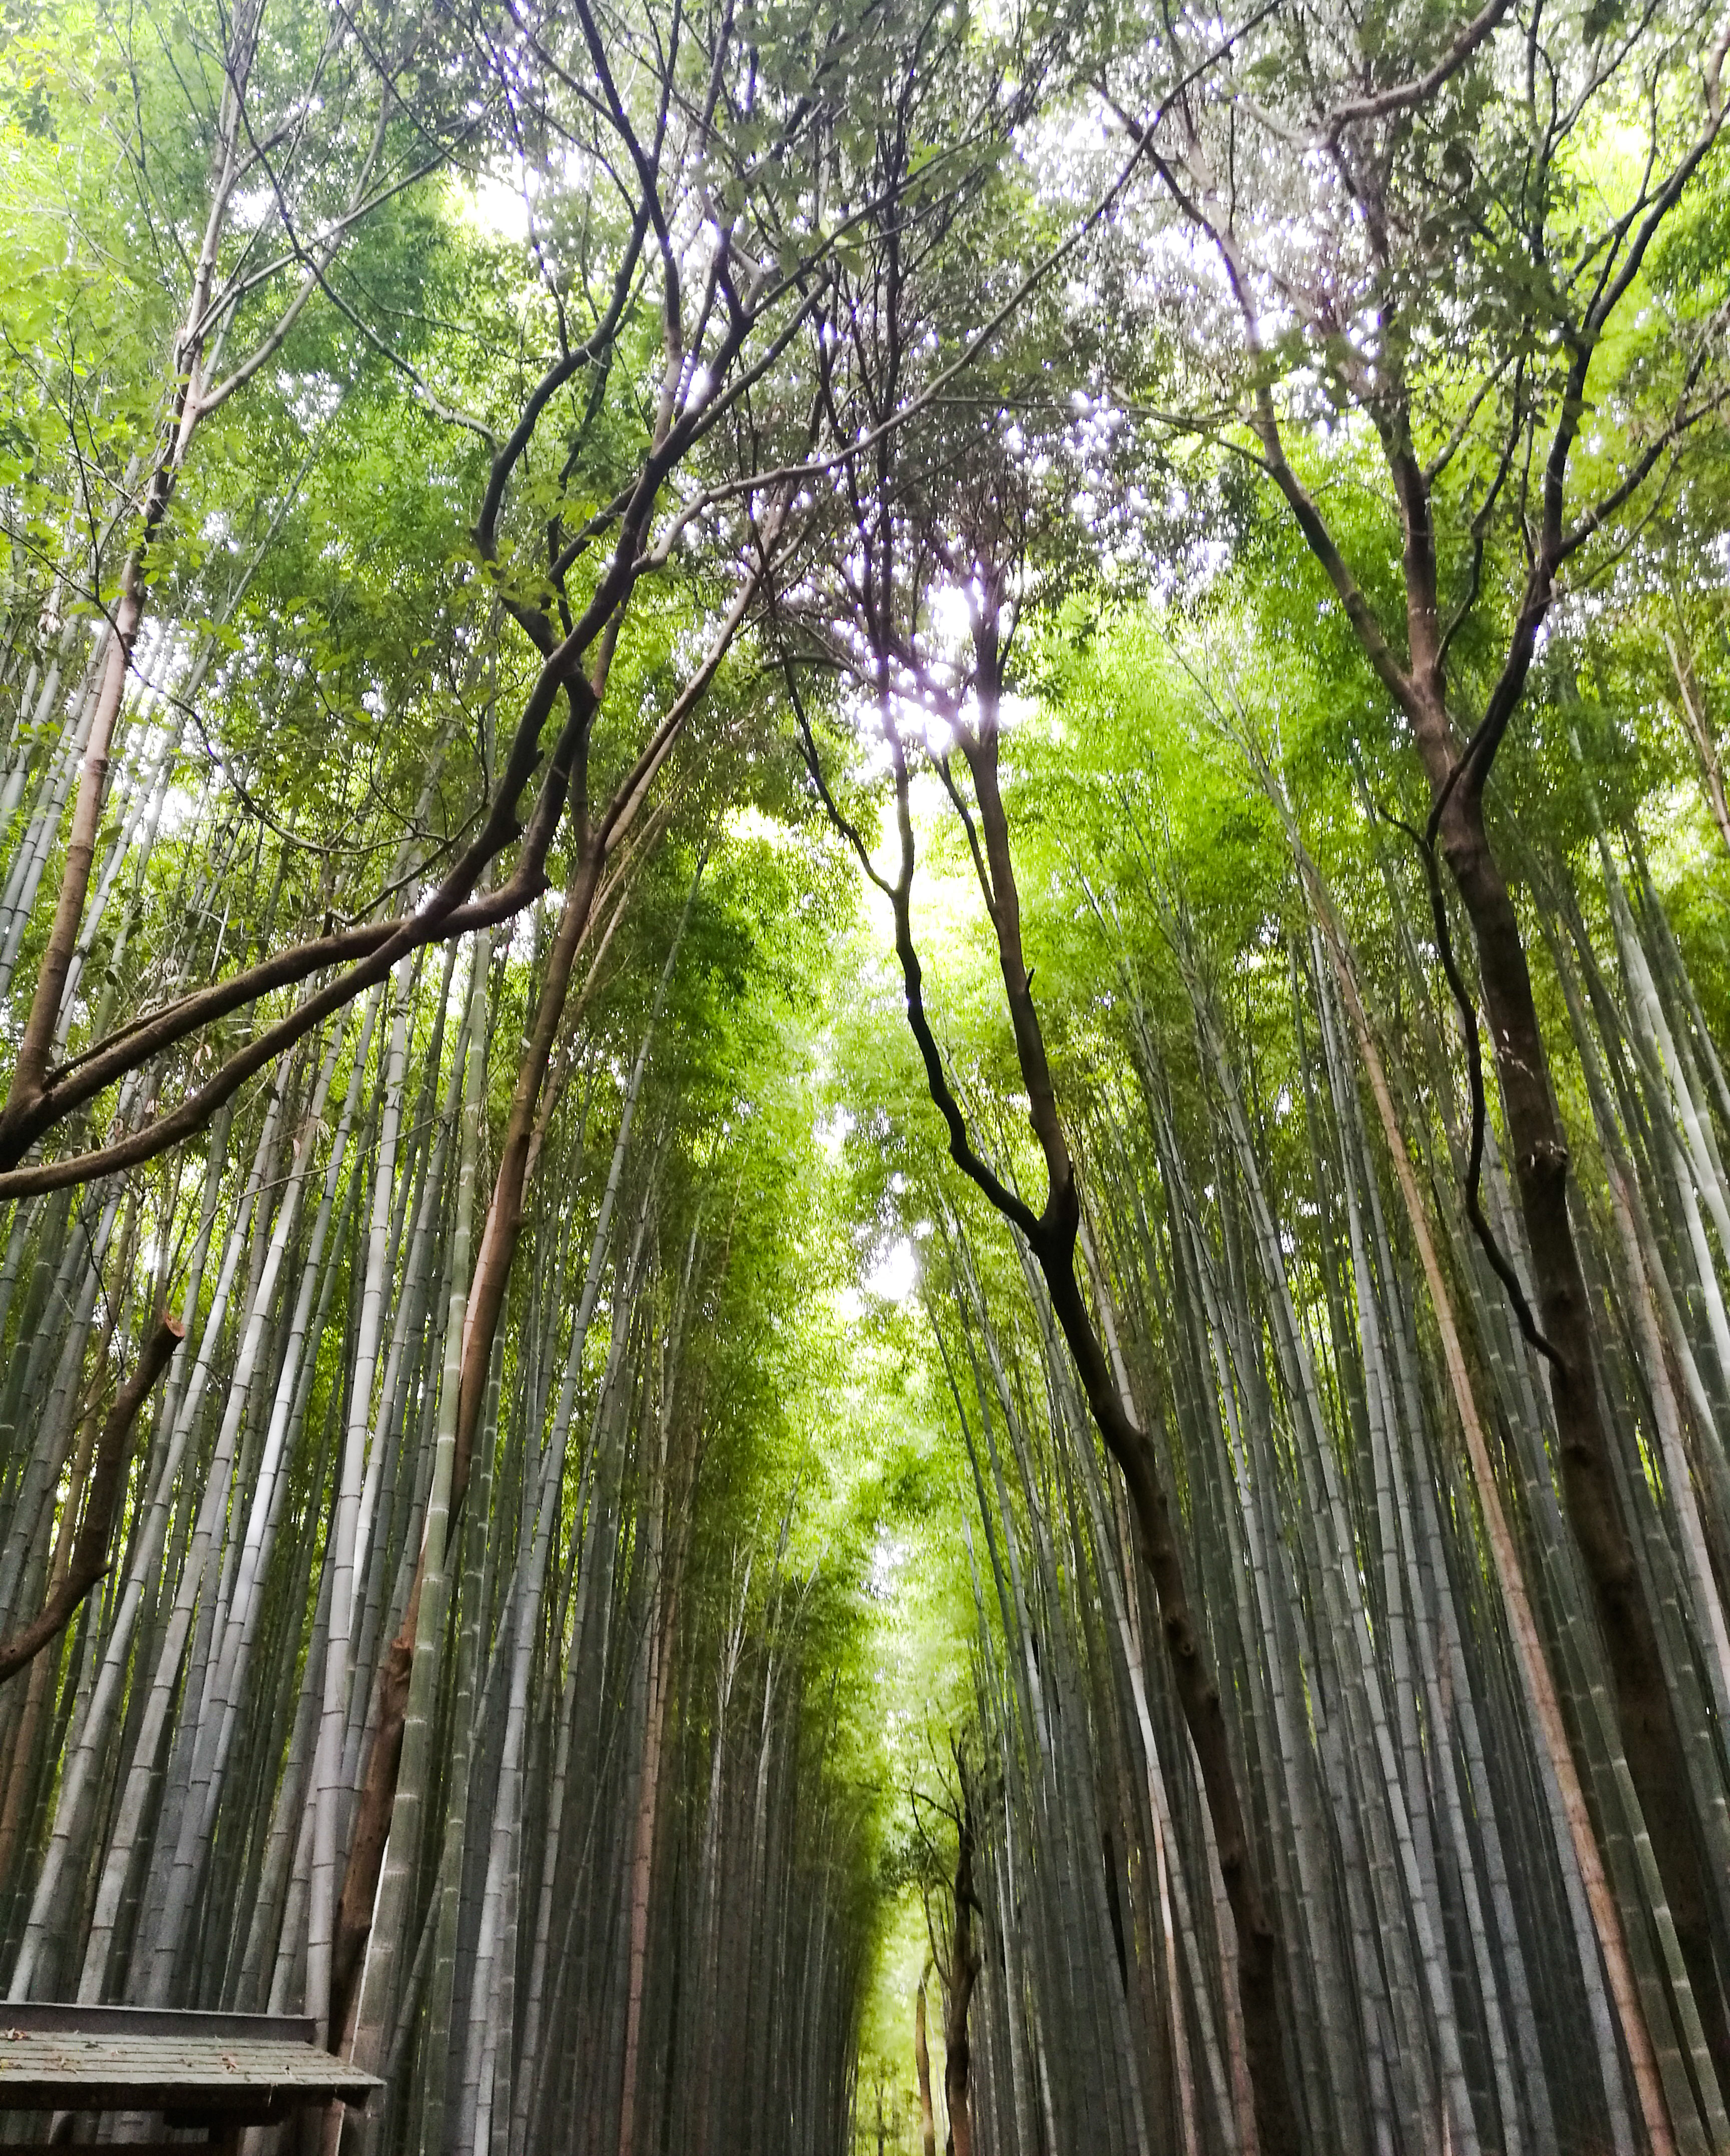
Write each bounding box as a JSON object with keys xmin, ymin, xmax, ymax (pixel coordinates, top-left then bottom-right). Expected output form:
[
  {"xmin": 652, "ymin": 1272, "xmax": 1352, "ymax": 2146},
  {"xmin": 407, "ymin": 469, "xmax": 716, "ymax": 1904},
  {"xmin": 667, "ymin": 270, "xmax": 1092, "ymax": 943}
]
[
  {"xmin": 0, "ymin": 1313, "xmax": 183, "ymax": 1686},
  {"xmin": 916, "ymin": 1972, "xmax": 939, "ymax": 2156},
  {"xmin": 943, "ymin": 1784, "xmax": 981, "ymax": 2156},
  {"xmin": 1434, "ymin": 761, "xmax": 1729, "ymax": 2084}
]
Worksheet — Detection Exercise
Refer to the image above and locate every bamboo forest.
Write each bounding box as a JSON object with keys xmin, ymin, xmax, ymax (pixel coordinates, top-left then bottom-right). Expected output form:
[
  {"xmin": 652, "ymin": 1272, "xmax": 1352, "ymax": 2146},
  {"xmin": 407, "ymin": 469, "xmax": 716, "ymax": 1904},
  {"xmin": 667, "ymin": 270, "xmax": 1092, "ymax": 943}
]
[{"xmin": 4, "ymin": 0, "xmax": 1730, "ymax": 2149}]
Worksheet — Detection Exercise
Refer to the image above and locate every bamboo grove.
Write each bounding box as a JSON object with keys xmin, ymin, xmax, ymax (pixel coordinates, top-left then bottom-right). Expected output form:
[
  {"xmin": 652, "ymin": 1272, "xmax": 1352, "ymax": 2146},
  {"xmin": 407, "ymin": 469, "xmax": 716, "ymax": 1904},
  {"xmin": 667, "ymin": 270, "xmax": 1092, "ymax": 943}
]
[
  {"xmin": 872, "ymin": 627, "xmax": 1730, "ymax": 2156},
  {"xmin": 3, "ymin": 0, "xmax": 1730, "ymax": 2148}
]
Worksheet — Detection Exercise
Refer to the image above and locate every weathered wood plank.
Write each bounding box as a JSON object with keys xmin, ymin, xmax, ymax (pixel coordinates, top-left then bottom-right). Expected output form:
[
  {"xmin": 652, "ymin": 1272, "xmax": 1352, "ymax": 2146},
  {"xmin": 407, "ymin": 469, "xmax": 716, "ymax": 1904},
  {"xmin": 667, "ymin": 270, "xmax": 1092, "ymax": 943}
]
[{"xmin": 0, "ymin": 2016, "xmax": 378, "ymax": 2116}]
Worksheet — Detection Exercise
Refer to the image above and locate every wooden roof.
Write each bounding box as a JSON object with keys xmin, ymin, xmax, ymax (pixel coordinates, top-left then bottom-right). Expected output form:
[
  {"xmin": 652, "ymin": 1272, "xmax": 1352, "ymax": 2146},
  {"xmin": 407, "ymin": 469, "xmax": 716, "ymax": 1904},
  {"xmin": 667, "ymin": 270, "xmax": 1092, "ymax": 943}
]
[{"xmin": 0, "ymin": 2005, "xmax": 380, "ymax": 2116}]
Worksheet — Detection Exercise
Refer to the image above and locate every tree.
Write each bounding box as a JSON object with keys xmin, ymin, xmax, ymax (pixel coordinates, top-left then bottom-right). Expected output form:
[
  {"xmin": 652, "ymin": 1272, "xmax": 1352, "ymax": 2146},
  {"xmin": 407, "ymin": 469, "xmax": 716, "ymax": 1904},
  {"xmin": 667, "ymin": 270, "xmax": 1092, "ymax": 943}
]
[{"xmin": 914, "ymin": 1744, "xmax": 982, "ymax": 2156}]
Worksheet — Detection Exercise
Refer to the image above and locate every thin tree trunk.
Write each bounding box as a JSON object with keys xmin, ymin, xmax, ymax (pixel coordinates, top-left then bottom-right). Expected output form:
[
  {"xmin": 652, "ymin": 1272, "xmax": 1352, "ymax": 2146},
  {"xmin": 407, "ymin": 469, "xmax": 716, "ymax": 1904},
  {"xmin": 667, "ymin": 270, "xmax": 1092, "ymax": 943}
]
[
  {"xmin": 916, "ymin": 1971, "xmax": 939, "ymax": 2156},
  {"xmin": 0, "ymin": 1314, "xmax": 183, "ymax": 1686}
]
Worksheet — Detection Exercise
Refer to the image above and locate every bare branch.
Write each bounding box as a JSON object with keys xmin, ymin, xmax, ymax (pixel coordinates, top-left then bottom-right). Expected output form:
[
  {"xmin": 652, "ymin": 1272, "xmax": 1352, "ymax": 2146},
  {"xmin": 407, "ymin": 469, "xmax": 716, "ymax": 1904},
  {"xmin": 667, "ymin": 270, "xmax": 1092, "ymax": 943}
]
[{"xmin": 1323, "ymin": 0, "xmax": 1516, "ymax": 133}]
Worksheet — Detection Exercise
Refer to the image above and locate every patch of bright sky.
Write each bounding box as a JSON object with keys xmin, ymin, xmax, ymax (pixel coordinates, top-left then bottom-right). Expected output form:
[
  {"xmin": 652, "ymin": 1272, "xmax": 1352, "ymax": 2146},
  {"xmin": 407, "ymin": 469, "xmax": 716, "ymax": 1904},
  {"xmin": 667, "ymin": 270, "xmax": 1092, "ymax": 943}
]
[
  {"xmin": 926, "ymin": 583, "xmax": 975, "ymax": 654},
  {"xmin": 466, "ymin": 164, "xmax": 532, "ymax": 244},
  {"xmin": 154, "ymin": 782, "xmax": 205, "ymax": 839},
  {"xmin": 834, "ymin": 1237, "xmax": 920, "ymax": 1322},
  {"xmin": 1568, "ymin": 116, "xmax": 1658, "ymax": 229},
  {"xmin": 725, "ymin": 802, "xmax": 797, "ymax": 849},
  {"xmin": 862, "ymin": 1234, "xmax": 920, "ymax": 1303},
  {"xmin": 867, "ymin": 1524, "xmax": 908, "ymax": 1601},
  {"xmin": 815, "ymin": 1102, "xmax": 854, "ymax": 1160},
  {"xmin": 1641, "ymin": 778, "xmax": 1722, "ymax": 889}
]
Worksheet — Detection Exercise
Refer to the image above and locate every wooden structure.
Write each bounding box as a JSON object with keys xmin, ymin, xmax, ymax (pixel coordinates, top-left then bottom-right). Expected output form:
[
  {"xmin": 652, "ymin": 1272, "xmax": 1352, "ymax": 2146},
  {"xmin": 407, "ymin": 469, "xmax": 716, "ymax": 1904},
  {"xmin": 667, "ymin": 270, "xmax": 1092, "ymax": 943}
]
[{"xmin": 0, "ymin": 2002, "xmax": 379, "ymax": 2149}]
